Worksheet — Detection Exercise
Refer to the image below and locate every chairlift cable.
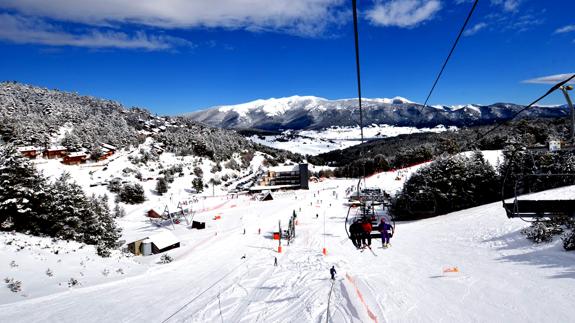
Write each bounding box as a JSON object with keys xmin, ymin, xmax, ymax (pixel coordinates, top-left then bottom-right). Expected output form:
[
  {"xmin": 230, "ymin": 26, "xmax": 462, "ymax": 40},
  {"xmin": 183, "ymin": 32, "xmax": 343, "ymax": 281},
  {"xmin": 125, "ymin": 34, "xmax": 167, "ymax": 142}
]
[
  {"xmin": 476, "ymin": 73, "xmax": 575, "ymax": 143},
  {"xmin": 352, "ymin": 0, "xmax": 367, "ymax": 192},
  {"xmin": 421, "ymin": 0, "xmax": 479, "ymax": 109}
]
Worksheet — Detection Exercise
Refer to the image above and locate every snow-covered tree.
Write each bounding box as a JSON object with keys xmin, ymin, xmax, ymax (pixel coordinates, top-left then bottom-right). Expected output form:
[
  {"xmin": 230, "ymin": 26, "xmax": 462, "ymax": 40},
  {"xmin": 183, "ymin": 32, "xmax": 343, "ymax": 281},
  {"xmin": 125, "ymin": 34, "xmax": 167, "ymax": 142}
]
[
  {"xmin": 119, "ymin": 183, "xmax": 145, "ymax": 204},
  {"xmin": 0, "ymin": 145, "xmax": 49, "ymax": 234},
  {"xmin": 393, "ymin": 152, "xmax": 499, "ymax": 219},
  {"xmin": 156, "ymin": 177, "xmax": 169, "ymax": 195},
  {"xmin": 0, "ymin": 146, "xmax": 121, "ymax": 255}
]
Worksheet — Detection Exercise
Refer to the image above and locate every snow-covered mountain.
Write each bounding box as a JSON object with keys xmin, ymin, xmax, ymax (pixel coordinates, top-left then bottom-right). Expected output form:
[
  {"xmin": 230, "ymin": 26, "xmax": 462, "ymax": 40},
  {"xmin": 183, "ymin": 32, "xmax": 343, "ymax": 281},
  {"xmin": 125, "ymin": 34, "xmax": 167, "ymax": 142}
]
[{"xmin": 186, "ymin": 95, "xmax": 567, "ymax": 131}]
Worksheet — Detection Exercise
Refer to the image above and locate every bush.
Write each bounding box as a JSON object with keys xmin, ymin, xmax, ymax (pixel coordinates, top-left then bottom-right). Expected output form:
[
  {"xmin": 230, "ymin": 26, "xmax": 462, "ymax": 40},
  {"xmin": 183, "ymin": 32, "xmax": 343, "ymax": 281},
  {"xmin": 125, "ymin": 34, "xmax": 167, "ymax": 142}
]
[
  {"xmin": 108, "ymin": 178, "xmax": 122, "ymax": 193},
  {"xmin": 562, "ymin": 231, "xmax": 575, "ymax": 251},
  {"xmin": 4, "ymin": 278, "xmax": 22, "ymax": 293},
  {"xmin": 159, "ymin": 254, "xmax": 173, "ymax": 264},
  {"xmin": 521, "ymin": 222, "xmax": 555, "ymax": 244},
  {"xmin": 192, "ymin": 178, "xmax": 204, "ymax": 193},
  {"xmin": 118, "ymin": 183, "xmax": 145, "ymax": 204},
  {"xmin": 112, "ymin": 203, "xmax": 126, "ymax": 218},
  {"xmin": 193, "ymin": 167, "xmax": 203, "ymax": 177},
  {"xmin": 225, "ymin": 159, "xmax": 240, "ymax": 171},
  {"xmin": 68, "ymin": 278, "xmax": 79, "ymax": 287},
  {"xmin": 97, "ymin": 244, "xmax": 112, "ymax": 257},
  {"xmin": 156, "ymin": 177, "xmax": 169, "ymax": 195}
]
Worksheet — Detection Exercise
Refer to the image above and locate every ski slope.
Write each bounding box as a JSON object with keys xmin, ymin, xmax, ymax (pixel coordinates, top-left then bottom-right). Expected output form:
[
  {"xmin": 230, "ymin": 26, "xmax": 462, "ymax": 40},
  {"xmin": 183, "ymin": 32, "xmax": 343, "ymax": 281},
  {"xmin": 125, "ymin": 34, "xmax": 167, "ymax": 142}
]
[{"xmin": 1, "ymin": 175, "xmax": 575, "ymax": 322}]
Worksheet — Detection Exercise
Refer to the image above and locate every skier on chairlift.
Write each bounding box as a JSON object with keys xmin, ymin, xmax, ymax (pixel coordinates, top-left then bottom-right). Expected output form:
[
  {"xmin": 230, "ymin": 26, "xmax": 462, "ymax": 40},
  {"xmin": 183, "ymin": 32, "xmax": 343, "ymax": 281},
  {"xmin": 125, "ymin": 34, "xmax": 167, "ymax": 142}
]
[
  {"xmin": 361, "ymin": 220, "xmax": 372, "ymax": 248},
  {"xmin": 349, "ymin": 221, "xmax": 362, "ymax": 248},
  {"xmin": 379, "ymin": 218, "xmax": 393, "ymax": 248}
]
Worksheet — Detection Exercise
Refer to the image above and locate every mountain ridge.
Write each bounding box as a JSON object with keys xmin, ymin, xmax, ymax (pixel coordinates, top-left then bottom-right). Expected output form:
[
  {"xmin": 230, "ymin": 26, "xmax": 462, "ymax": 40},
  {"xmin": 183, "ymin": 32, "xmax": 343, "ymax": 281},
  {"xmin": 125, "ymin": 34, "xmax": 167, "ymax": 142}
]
[{"xmin": 186, "ymin": 95, "xmax": 567, "ymax": 131}]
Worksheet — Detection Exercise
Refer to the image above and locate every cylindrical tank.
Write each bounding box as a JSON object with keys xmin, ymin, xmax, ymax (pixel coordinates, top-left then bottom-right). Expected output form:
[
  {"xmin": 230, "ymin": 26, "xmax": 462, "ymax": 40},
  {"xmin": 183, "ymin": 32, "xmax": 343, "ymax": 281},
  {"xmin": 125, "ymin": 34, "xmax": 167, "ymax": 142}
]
[{"xmin": 142, "ymin": 240, "xmax": 152, "ymax": 256}]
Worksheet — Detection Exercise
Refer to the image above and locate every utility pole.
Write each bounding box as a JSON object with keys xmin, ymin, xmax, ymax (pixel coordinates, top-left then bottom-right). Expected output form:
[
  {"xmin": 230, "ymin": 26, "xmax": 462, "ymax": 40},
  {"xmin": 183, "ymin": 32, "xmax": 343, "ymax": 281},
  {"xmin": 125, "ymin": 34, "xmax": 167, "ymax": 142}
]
[{"xmin": 560, "ymin": 85, "xmax": 575, "ymax": 142}]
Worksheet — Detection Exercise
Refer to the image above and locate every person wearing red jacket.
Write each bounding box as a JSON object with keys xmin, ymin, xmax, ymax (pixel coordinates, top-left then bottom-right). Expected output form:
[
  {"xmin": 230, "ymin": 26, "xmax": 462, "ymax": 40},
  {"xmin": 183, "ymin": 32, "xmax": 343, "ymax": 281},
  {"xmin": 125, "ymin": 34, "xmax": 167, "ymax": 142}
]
[{"xmin": 361, "ymin": 220, "xmax": 372, "ymax": 247}]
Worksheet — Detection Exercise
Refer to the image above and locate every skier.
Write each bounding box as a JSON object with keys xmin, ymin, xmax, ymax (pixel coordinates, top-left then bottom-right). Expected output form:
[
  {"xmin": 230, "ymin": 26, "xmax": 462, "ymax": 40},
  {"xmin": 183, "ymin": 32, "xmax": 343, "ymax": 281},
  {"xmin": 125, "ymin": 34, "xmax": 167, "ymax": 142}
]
[
  {"xmin": 379, "ymin": 218, "xmax": 393, "ymax": 248},
  {"xmin": 330, "ymin": 266, "xmax": 337, "ymax": 280},
  {"xmin": 274, "ymin": 256, "xmax": 278, "ymax": 267},
  {"xmin": 316, "ymin": 214, "xmax": 319, "ymax": 219},
  {"xmin": 349, "ymin": 221, "xmax": 362, "ymax": 248},
  {"xmin": 361, "ymin": 220, "xmax": 373, "ymax": 247}
]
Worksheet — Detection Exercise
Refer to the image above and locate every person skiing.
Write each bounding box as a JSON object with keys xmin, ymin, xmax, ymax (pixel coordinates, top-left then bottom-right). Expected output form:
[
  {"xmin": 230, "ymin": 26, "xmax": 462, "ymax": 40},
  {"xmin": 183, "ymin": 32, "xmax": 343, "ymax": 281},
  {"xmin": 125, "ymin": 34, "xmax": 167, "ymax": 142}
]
[
  {"xmin": 330, "ymin": 266, "xmax": 336, "ymax": 280},
  {"xmin": 361, "ymin": 220, "xmax": 373, "ymax": 247},
  {"xmin": 379, "ymin": 218, "xmax": 394, "ymax": 248},
  {"xmin": 274, "ymin": 256, "xmax": 278, "ymax": 267}
]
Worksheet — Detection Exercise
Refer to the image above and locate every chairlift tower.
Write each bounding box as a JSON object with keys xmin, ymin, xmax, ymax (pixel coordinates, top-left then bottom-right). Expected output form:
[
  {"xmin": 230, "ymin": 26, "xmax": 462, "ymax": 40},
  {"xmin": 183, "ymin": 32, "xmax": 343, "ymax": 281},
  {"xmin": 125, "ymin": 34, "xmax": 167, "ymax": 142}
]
[{"xmin": 560, "ymin": 85, "xmax": 574, "ymax": 142}]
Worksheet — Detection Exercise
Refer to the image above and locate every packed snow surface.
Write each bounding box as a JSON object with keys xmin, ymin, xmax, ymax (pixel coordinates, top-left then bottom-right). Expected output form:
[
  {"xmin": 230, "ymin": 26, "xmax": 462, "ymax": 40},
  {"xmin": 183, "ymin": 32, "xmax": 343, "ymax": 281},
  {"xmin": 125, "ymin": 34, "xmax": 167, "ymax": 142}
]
[{"xmin": 2, "ymin": 158, "xmax": 575, "ymax": 322}]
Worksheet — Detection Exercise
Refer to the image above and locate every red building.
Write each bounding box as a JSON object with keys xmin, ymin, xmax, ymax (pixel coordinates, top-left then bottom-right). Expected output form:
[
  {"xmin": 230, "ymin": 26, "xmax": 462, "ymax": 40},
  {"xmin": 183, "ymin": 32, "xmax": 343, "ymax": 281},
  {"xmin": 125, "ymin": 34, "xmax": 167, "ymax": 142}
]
[
  {"xmin": 17, "ymin": 146, "xmax": 42, "ymax": 159},
  {"xmin": 63, "ymin": 152, "xmax": 88, "ymax": 165},
  {"xmin": 43, "ymin": 146, "xmax": 68, "ymax": 159}
]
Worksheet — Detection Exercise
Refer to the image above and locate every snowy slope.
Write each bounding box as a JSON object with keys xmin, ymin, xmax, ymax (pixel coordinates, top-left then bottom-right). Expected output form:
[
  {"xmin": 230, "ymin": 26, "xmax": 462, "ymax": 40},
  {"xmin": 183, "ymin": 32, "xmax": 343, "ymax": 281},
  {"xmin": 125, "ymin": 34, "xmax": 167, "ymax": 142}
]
[{"xmin": 1, "ymin": 173, "xmax": 574, "ymax": 322}]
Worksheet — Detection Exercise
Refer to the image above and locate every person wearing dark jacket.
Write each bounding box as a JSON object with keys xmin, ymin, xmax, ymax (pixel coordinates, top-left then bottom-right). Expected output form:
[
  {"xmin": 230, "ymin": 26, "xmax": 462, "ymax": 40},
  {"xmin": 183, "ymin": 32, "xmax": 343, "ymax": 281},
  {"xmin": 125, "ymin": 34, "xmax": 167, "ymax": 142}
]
[
  {"xmin": 349, "ymin": 221, "xmax": 362, "ymax": 248},
  {"xmin": 330, "ymin": 266, "xmax": 336, "ymax": 280}
]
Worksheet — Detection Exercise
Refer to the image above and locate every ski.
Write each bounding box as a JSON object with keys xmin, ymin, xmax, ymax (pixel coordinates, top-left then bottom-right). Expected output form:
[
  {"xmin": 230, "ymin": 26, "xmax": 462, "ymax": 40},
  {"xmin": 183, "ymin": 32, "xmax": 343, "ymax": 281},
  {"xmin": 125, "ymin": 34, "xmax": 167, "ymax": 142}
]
[{"xmin": 365, "ymin": 245, "xmax": 377, "ymax": 256}]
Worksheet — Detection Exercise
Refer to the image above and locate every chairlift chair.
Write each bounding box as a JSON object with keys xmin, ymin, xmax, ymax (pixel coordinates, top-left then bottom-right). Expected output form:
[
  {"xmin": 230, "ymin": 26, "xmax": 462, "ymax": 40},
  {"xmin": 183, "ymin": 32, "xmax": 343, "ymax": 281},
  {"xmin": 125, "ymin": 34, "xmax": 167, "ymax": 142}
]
[
  {"xmin": 406, "ymin": 190, "xmax": 437, "ymax": 217},
  {"xmin": 501, "ymin": 147, "xmax": 575, "ymax": 220},
  {"xmin": 345, "ymin": 200, "xmax": 395, "ymax": 248}
]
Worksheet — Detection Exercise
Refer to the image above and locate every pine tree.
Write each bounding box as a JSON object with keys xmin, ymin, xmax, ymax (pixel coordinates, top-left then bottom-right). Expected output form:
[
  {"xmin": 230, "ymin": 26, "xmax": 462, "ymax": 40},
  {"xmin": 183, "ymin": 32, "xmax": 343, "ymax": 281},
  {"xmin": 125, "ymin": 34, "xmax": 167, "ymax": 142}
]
[
  {"xmin": 156, "ymin": 177, "xmax": 169, "ymax": 195},
  {"xmin": 119, "ymin": 183, "xmax": 146, "ymax": 204},
  {"xmin": 46, "ymin": 173, "xmax": 91, "ymax": 241},
  {"xmin": 192, "ymin": 177, "xmax": 204, "ymax": 193},
  {"xmin": 0, "ymin": 145, "xmax": 49, "ymax": 234},
  {"xmin": 112, "ymin": 202, "xmax": 126, "ymax": 218}
]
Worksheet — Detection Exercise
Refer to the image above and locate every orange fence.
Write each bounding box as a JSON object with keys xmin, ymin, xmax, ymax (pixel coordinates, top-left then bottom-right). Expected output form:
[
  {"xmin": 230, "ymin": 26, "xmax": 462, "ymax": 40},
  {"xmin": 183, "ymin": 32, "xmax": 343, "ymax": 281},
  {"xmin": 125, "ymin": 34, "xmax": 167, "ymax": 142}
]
[{"xmin": 346, "ymin": 273, "xmax": 378, "ymax": 323}]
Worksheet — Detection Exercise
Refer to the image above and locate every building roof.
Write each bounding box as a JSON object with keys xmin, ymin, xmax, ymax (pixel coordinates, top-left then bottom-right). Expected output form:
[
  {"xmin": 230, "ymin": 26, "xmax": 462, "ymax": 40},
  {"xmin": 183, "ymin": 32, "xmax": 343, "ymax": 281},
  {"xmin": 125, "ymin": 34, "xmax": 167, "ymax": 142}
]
[
  {"xmin": 143, "ymin": 231, "xmax": 179, "ymax": 249},
  {"xmin": 269, "ymin": 164, "xmax": 300, "ymax": 173},
  {"xmin": 101, "ymin": 143, "xmax": 117, "ymax": 151},
  {"xmin": 17, "ymin": 146, "xmax": 42, "ymax": 152},
  {"xmin": 46, "ymin": 146, "xmax": 67, "ymax": 151},
  {"xmin": 249, "ymin": 184, "xmax": 300, "ymax": 191},
  {"xmin": 67, "ymin": 152, "xmax": 88, "ymax": 158}
]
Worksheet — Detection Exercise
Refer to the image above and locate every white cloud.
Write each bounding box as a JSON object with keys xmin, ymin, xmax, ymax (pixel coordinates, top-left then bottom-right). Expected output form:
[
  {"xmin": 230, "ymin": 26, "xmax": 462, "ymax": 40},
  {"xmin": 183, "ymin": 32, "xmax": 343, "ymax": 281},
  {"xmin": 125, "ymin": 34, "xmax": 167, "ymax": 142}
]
[
  {"xmin": 523, "ymin": 73, "xmax": 575, "ymax": 85},
  {"xmin": 457, "ymin": 0, "xmax": 522, "ymax": 12},
  {"xmin": 491, "ymin": 0, "xmax": 522, "ymax": 12},
  {"xmin": 0, "ymin": 14, "xmax": 192, "ymax": 50},
  {"xmin": 463, "ymin": 22, "xmax": 488, "ymax": 36},
  {"xmin": 555, "ymin": 25, "xmax": 575, "ymax": 34},
  {"xmin": 366, "ymin": 0, "xmax": 441, "ymax": 28},
  {"xmin": 0, "ymin": 0, "xmax": 344, "ymax": 37}
]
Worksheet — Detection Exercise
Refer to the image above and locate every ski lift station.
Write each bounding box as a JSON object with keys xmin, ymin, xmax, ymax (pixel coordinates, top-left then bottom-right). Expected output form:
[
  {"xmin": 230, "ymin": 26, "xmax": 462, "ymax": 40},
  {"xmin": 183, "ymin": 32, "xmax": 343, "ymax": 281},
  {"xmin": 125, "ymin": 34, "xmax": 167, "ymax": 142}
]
[{"xmin": 127, "ymin": 231, "xmax": 180, "ymax": 256}]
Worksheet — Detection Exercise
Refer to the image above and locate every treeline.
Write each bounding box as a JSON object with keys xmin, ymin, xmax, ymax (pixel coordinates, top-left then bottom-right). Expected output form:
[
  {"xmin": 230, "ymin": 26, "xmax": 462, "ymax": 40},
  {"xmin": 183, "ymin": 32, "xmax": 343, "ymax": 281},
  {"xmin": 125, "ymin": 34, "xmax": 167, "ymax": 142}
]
[
  {"xmin": 0, "ymin": 146, "xmax": 121, "ymax": 256},
  {"xmin": 309, "ymin": 118, "xmax": 568, "ymax": 178},
  {"xmin": 392, "ymin": 152, "xmax": 499, "ymax": 220},
  {"xmin": 392, "ymin": 145, "xmax": 575, "ymax": 221},
  {"xmin": 0, "ymin": 82, "xmax": 144, "ymax": 150}
]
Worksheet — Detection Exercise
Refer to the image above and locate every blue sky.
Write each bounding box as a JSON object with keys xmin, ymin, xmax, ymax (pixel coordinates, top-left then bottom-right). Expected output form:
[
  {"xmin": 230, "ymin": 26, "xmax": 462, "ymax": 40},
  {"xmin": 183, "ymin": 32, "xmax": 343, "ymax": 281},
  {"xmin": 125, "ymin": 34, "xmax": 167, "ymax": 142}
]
[{"xmin": 0, "ymin": 0, "xmax": 574, "ymax": 115}]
